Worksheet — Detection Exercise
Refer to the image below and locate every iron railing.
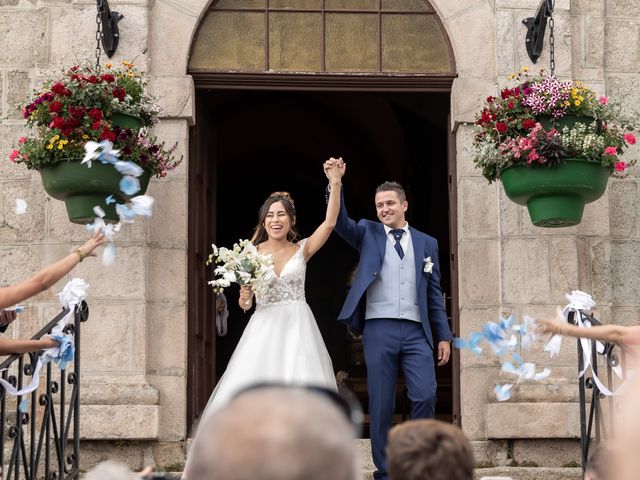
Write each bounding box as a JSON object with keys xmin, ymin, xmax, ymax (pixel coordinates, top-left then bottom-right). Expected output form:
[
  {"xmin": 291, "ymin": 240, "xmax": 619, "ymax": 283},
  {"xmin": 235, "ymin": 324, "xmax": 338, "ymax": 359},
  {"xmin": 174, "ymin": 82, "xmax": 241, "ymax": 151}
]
[
  {"xmin": 572, "ymin": 310, "xmax": 626, "ymax": 472},
  {"xmin": 0, "ymin": 301, "xmax": 88, "ymax": 480}
]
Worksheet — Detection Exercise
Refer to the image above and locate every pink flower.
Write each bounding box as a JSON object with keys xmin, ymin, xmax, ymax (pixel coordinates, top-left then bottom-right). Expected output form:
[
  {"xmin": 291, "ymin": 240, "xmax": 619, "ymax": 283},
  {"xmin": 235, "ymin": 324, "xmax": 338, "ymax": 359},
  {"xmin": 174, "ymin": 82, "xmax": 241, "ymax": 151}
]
[
  {"xmin": 8, "ymin": 149, "xmax": 19, "ymax": 162},
  {"xmin": 599, "ymin": 96, "xmax": 608, "ymax": 105},
  {"xmin": 615, "ymin": 161, "xmax": 627, "ymax": 172},
  {"xmin": 604, "ymin": 146, "xmax": 617, "ymax": 156},
  {"xmin": 527, "ymin": 150, "xmax": 539, "ymax": 163},
  {"xmin": 18, "ymin": 137, "xmax": 27, "ymax": 144},
  {"xmin": 624, "ymin": 133, "xmax": 637, "ymax": 145}
]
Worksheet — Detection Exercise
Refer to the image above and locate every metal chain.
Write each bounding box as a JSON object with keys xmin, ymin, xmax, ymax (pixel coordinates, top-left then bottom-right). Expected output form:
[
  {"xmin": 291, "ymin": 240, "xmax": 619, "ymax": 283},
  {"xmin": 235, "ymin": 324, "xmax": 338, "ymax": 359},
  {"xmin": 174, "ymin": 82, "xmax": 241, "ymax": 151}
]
[
  {"xmin": 95, "ymin": 0, "xmax": 103, "ymax": 71},
  {"xmin": 548, "ymin": 0, "xmax": 555, "ymax": 75}
]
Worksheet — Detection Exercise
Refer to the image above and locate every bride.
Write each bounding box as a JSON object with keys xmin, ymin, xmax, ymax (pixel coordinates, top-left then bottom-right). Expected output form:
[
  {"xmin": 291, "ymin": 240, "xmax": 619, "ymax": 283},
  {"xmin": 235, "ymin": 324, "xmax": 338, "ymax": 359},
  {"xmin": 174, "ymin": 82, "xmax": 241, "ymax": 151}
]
[{"xmin": 184, "ymin": 159, "xmax": 346, "ymax": 473}]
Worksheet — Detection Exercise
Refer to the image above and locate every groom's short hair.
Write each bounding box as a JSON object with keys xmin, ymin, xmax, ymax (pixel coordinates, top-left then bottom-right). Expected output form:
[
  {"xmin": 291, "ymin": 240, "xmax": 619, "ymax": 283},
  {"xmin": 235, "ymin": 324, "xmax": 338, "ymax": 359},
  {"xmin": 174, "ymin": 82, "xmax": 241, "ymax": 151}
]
[
  {"xmin": 387, "ymin": 419, "xmax": 474, "ymax": 480},
  {"xmin": 376, "ymin": 181, "xmax": 406, "ymax": 202},
  {"xmin": 188, "ymin": 386, "xmax": 360, "ymax": 480}
]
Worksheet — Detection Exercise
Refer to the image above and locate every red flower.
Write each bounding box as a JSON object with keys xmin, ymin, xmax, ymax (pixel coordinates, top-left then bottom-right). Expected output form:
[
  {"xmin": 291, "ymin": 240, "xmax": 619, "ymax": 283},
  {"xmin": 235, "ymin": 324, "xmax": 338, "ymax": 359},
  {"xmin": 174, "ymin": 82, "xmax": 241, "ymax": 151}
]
[
  {"xmin": 68, "ymin": 106, "xmax": 86, "ymax": 118},
  {"xmin": 9, "ymin": 149, "xmax": 19, "ymax": 162},
  {"xmin": 51, "ymin": 117, "xmax": 65, "ymax": 129},
  {"xmin": 615, "ymin": 161, "xmax": 627, "ymax": 172},
  {"xmin": 507, "ymin": 101, "xmax": 515, "ymax": 110},
  {"xmin": 512, "ymin": 88, "xmax": 521, "ymax": 96},
  {"xmin": 88, "ymin": 108, "xmax": 103, "ymax": 121},
  {"xmin": 480, "ymin": 111, "xmax": 492, "ymax": 123},
  {"xmin": 486, "ymin": 96, "xmax": 495, "ymax": 103},
  {"xmin": 87, "ymin": 75, "xmax": 99, "ymax": 84},
  {"xmin": 604, "ymin": 146, "xmax": 617, "ymax": 156},
  {"xmin": 113, "ymin": 87, "xmax": 126, "ymax": 101},
  {"xmin": 101, "ymin": 74, "xmax": 115, "ymax": 83},
  {"xmin": 91, "ymin": 121, "xmax": 102, "ymax": 131},
  {"xmin": 48, "ymin": 101, "xmax": 63, "ymax": 113},
  {"xmin": 501, "ymin": 89, "xmax": 512, "ymax": 99},
  {"xmin": 624, "ymin": 133, "xmax": 637, "ymax": 145},
  {"xmin": 51, "ymin": 83, "xmax": 69, "ymax": 96},
  {"xmin": 100, "ymin": 127, "xmax": 116, "ymax": 142},
  {"xmin": 495, "ymin": 122, "xmax": 508, "ymax": 133},
  {"xmin": 522, "ymin": 119, "xmax": 536, "ymax": 130},
  {"xmin": 18, "ymin": 137, "xmax": 27, "ymax": 144},
  {"xmin": 61, "ymin": 128, "xmax": 72, "ymax": 138}
]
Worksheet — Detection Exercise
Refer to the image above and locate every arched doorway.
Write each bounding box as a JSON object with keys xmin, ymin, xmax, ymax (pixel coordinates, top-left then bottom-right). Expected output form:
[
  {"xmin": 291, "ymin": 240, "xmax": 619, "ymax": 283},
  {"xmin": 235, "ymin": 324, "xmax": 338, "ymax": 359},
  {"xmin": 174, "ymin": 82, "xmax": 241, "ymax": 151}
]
[{"xmin": 186, "ymin": 0, "xmax": 458, "ymax": 437}]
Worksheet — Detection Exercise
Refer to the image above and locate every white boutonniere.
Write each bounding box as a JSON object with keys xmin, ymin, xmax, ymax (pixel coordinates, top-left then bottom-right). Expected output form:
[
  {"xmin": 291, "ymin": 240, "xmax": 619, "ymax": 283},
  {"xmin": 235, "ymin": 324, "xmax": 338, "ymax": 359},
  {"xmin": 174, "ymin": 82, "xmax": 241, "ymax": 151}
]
[{"xmin": 423, "ymin": 257, "xmax": 434, "ymax": 274}]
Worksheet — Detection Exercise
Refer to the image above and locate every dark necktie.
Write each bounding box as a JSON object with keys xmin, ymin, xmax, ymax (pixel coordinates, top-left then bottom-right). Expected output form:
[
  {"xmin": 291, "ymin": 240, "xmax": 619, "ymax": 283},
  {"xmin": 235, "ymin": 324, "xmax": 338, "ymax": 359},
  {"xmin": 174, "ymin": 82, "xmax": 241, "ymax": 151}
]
[{"xmin": 391, "ymin": 229, "xmax": 405, "ymax": 259}]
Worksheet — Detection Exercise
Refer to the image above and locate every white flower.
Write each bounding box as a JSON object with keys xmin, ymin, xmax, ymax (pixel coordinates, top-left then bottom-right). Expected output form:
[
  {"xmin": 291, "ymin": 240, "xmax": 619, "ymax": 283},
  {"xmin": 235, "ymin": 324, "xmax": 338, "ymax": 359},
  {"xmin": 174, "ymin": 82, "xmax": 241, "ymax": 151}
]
[{"xmin": 423, "ymin": 257, "xmax": 434, "ymax": 274}]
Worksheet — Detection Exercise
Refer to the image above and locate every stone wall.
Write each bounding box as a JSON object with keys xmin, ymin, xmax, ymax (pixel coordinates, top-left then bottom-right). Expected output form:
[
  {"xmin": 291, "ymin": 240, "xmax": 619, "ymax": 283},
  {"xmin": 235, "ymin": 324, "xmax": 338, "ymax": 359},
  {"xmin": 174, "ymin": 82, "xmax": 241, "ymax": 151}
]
[
  {"xmin": 0, "ymin": 0, "xmax": 639, "ymax": 474},
  {"xmin": 0, "ymin": 0, "xmax": 192, "ymax": 468},
  {"xmin": 454, "ymin": 0, "xmax": 640, "ymax": 469}
]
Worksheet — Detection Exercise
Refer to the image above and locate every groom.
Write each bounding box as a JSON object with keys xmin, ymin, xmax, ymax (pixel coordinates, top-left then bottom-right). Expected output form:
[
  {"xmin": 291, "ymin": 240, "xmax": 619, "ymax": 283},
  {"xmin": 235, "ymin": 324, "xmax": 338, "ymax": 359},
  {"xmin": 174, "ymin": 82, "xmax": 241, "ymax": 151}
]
[{"xmin": 324, "ymin": 159, "xmax": 453, "ymax": 480}]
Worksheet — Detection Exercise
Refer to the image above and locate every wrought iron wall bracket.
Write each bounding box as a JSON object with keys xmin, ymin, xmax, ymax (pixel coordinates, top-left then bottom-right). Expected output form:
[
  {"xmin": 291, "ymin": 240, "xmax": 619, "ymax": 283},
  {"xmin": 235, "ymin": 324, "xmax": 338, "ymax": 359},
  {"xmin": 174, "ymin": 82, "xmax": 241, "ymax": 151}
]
[
  {"xmin": 98, "ymin": 0, "xmax": 123, "ymax": 58},
  {"xmin": 522, "ymin": 0, "xmax": 553, "ymax": 63}
]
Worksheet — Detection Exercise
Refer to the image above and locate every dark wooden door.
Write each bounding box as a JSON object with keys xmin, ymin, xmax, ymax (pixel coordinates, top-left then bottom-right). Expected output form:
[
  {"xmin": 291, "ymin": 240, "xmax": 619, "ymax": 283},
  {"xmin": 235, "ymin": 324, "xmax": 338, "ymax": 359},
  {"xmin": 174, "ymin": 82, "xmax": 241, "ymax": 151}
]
[{"xmin": 187, "ymin": 98, "xmax": 217, "ymax": 435}]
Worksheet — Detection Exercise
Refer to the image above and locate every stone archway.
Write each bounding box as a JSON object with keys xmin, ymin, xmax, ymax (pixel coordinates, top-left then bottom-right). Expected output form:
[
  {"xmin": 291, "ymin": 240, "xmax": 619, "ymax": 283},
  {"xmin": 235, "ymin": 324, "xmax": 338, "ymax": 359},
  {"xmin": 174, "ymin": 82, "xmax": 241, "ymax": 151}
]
[{"xmin": 145, "ymin": 0, "xmax": 499, "ymax": 442}]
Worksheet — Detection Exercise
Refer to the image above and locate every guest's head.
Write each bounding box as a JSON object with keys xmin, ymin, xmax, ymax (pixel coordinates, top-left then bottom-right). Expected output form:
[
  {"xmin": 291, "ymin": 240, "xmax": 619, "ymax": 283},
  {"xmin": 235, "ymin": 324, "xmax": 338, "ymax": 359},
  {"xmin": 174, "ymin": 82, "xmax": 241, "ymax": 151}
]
[
  {"xmin": 387, "ymin": 419, "xmax": 474, "ymax": 480},
  {"xmin": 251, "ymin": 192, "xmax": 299, "ymax": 244},
  {"xmin": 374, "ymin": 181, "xmax": 408, "ymax": 229},
  {"xmin": 189, "ymin": 385, "xmax": 361, "ymax": 480}
]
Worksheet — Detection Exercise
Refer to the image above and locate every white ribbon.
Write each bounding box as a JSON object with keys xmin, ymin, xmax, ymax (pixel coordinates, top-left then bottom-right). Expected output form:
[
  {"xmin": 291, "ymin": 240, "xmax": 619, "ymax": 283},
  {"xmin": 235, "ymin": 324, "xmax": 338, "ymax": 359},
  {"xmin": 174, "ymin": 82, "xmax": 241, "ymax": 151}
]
[
  {"xmin": 544, "ymin": 290, "xmax": 622, "ymax": 396},
  {"xmin": 0, "ymin": 279, "xmax": 89, "ymax": 396}
]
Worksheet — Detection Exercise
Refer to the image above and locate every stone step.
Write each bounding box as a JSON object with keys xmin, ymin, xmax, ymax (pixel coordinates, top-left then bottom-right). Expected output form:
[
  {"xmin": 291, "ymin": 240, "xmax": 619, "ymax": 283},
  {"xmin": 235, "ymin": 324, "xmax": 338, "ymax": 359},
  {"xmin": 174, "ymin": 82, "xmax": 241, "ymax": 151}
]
[{"xmin": 475, "ymin": 467, "xmax": 582, "ymax": 480}]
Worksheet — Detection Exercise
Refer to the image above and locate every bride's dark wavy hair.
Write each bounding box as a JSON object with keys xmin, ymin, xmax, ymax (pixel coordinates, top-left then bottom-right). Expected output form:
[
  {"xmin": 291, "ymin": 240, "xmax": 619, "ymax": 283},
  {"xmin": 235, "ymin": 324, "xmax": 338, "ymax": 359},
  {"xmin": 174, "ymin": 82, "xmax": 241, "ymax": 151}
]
[{"xmin": 251, "ymin": 192, "xmax": 300, "ymax": 244}]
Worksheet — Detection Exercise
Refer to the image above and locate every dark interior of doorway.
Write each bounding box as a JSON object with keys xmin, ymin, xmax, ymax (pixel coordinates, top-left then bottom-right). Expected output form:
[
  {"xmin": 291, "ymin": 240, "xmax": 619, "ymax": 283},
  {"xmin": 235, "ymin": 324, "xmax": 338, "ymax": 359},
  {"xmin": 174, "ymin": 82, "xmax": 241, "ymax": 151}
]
[{"xmin": 201, "ymin": 89, "xmax": 453, "ymax": 434}]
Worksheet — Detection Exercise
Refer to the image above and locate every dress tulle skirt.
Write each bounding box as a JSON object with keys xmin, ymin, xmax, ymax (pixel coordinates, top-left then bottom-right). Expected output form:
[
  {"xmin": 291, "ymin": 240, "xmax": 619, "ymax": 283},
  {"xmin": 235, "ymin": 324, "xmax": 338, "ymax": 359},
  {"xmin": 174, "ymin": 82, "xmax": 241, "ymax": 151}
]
[{"xmin": 199, "ymin": 300, "xmax": 337, "ymax": 424}]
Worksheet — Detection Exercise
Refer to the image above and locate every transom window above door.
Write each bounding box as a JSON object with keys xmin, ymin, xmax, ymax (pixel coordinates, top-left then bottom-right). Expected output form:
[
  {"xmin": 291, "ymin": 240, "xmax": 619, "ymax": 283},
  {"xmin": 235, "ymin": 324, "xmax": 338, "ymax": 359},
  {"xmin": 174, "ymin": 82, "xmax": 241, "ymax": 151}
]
[{"xmin": 189, "ymin": 0, "xmax": 454, "ymax": 74}]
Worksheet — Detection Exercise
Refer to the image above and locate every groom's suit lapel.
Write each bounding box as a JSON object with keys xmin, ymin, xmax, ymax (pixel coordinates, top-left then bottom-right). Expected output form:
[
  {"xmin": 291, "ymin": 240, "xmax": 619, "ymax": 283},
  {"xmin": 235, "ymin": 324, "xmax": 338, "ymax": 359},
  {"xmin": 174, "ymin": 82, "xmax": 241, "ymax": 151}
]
[
  {"xmin": 410, "ymin": 227, "xmax": 425, "ymax": 286},
  {"xmin": 374, "ymin": 223, "xmax": 386, "ymax": 262}
]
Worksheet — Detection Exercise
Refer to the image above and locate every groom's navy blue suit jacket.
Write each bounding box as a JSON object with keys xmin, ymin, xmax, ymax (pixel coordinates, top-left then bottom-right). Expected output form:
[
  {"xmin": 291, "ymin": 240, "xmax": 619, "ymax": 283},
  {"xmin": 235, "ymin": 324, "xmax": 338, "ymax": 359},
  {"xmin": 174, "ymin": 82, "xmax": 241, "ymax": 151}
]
[{"xmin": 335, "ymin": 193, "xmax": 453, "ymax": 348}]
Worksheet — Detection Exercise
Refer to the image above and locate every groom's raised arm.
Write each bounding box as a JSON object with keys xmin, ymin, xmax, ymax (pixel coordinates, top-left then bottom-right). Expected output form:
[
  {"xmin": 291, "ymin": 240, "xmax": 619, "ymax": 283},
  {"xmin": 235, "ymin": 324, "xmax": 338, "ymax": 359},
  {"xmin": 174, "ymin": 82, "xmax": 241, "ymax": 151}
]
[{"xmin": 324, "ymin": 159, "xmax": 363, "ymax": 250}]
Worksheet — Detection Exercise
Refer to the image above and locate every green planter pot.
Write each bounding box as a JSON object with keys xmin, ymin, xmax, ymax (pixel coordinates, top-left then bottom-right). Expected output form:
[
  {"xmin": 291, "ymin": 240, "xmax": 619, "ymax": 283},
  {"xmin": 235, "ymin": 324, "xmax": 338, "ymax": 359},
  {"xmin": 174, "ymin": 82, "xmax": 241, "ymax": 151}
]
[
  {"xmin": 538, "ymin": 114, "xmax": 596, "ymax": 131},
  {"xmin": 40, "ymin": 161, "xmax": 152, "ymax": 224},
  {"xmin": 111, "ymin": 112, "xmax": 144, "ymax": 130},
  {"xmin": 500, "ymin": 158, "xmax": 610, "ymax": 228}
]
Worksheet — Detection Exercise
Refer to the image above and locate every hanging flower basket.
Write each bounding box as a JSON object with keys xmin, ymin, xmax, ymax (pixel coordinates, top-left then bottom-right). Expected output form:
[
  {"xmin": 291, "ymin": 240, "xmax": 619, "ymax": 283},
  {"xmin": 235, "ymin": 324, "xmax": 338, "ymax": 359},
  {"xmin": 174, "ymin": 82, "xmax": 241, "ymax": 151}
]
[
  {"xmin": 111, "ymin": 112, "xmax": 144, "ymax": 130},
  {"xmin": 8, "ymin": 62, "xmax": 182, "ymax": 224},
  {"xmin": 40, "ymin": 160, "xmax": 151, "ymax": 224},
  {"xmin": 500, "ymin": 158, "xmax": 609, "ymax": 227},
  {"xmin": 472, "ymin": 70, "xmax": 637, "ymax": 228}
]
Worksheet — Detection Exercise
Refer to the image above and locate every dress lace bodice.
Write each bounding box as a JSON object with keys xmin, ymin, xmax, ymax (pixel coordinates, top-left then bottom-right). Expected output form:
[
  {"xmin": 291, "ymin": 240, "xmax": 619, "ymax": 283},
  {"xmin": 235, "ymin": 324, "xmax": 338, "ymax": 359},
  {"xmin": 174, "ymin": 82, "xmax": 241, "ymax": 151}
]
[{"xmin": 255, "ymin": 239, "xmax": 307, "ymax": 307}]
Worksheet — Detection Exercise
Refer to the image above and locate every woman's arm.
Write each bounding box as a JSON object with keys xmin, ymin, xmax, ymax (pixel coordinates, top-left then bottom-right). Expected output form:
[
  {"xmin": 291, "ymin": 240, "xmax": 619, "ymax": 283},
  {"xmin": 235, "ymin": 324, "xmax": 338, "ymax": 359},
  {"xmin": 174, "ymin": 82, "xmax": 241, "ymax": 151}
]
[
  {"xmin": 0, "ymin": 231, "xmax": 106, "ymax": 309},
  {"xmin": 538, "ymin": 313, "xmax": 640, "ymax": 346},
  {"xmin": 0, "ymin": 336, "xmax": 58, "ymax": 356},
  {"xmin": 304, "ymin": 158, "xmax": 346, "ymax": 260}
]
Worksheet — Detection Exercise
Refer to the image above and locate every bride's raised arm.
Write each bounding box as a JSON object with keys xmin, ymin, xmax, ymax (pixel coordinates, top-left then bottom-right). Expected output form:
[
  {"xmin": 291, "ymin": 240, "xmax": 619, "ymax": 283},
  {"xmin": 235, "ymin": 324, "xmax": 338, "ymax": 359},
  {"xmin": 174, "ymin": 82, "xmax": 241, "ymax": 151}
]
[{"xmin": 303, "ymin": 158, "xmax": 346, "ymax": 261}]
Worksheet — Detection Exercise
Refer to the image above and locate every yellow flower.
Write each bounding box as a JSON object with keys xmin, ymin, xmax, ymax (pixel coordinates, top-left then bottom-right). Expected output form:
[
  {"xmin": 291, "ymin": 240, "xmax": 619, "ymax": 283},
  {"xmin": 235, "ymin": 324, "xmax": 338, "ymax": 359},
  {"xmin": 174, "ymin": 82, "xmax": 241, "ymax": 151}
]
[
  {"xmin": 46, "ymin": 144, "xmax": 53, "ymax": 150},
  {"xmin": 520, "ymin": 66, "xmax": 529, "ymax": 73},
  {"xmin": 575, "ymin": 100, "xmax": 582, "ymax": 106},
  {"xmin": 509, "ymin": 73, "xmax": 517, "ymax": 80},
  {"xmin": 82, "ymin": 134, "xmax": 89, "ymax": 140},
  {"xmin": 122, "ymin": 60, "xmax": 134, "ymax": 69},
  {"xmin": 105, "ymin": 63, "xmax": 113, "ymax": 69}
]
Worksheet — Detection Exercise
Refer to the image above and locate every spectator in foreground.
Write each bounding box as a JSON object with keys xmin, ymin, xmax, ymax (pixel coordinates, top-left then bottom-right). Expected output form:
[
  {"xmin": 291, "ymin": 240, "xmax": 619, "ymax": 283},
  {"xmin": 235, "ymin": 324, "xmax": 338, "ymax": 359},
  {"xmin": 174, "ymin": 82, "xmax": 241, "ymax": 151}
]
[
  {"xmin": 387, "ymin": 419, "xmax": 474, "ymax": 480},
  {"xmin": 584, "ymin": 444, "xmax": 610, "ymax": 480},
  {"xmin": 187, "ymin": 385, "xmax": 361, "ymax": 480}
]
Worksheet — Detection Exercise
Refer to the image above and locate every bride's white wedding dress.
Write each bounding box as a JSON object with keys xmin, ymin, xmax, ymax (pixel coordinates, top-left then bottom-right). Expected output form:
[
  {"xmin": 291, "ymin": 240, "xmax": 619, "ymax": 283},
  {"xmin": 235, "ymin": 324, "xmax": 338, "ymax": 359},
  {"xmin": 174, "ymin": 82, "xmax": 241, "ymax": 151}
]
[{"xmin": 198, "ymin": 238, "xmax": 337, "ymax": 425}]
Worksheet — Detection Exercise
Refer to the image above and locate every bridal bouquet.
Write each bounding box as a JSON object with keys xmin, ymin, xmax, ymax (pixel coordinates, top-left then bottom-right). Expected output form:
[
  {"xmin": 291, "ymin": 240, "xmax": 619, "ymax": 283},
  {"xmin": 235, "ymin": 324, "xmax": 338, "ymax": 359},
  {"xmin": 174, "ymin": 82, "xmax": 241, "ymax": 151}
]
[{"xmin": 206, "ymin": 239, "xmax": 275, "ymax": 294}]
